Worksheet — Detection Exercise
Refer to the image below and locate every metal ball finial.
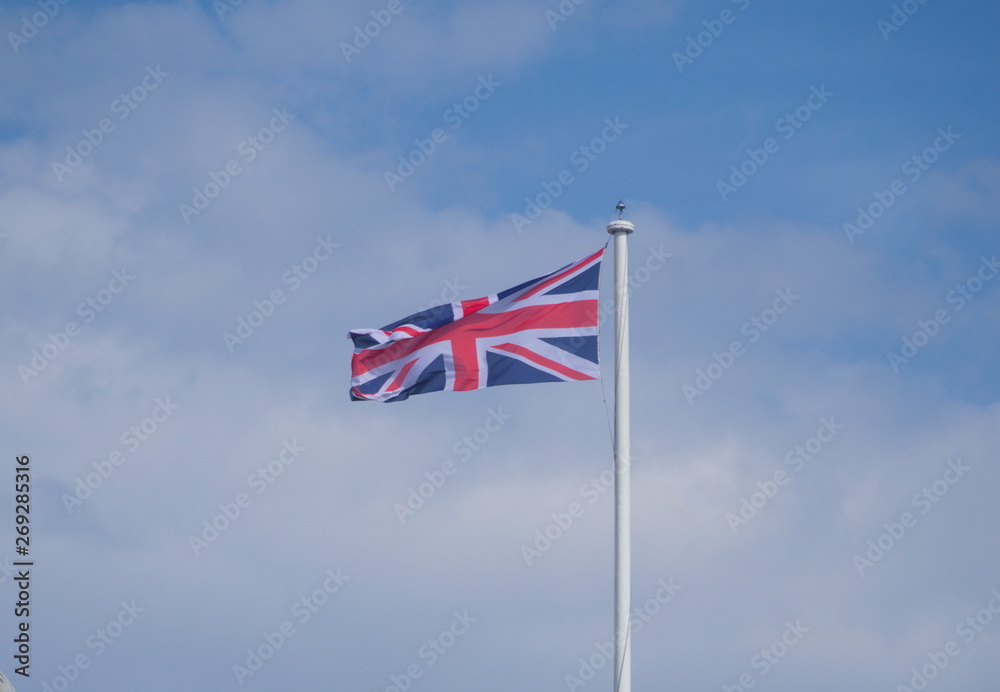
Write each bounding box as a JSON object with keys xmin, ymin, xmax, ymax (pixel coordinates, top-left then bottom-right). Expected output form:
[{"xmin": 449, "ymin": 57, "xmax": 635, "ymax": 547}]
[{"xmin": 607, "ymin": 201, "xmax": 634, "ymax": 235}]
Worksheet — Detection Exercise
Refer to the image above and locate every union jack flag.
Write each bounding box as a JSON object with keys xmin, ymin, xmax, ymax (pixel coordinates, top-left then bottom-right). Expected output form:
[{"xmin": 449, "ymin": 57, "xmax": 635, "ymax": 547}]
[{"xmin": 349, "ymin": 248, "xmax": 604, "ymax": 402}]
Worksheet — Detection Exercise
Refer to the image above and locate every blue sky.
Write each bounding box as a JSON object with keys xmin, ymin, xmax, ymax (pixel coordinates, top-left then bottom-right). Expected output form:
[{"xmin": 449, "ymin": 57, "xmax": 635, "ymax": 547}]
[{"xmin": 2, "ymin": 0, "xmax": 999, "ymax": 690}]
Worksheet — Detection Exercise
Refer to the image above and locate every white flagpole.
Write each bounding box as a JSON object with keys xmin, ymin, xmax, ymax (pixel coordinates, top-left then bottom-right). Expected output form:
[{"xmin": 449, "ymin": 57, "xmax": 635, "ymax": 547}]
[{"xmin": 607, "ymin": 202, "xmax": 634, "ymax": 692}]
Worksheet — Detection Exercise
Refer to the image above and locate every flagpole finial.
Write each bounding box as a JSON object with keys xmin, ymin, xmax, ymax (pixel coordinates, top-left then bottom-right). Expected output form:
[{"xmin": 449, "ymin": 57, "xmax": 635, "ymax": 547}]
[{"xmin": 607, "ymin": 201, "xmax": 634, "ymax": 235}]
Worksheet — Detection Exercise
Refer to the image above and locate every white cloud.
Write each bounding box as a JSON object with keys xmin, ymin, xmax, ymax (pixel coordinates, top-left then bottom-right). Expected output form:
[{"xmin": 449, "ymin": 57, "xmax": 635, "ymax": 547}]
[{"xmin": 2, "ymin": 1, "xmax": 999, "ymax": 690}]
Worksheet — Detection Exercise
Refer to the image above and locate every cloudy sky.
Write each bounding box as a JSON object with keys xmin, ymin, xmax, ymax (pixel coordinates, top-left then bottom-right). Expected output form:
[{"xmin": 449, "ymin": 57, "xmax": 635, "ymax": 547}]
[{"xmin": 2, "ymin": 0, "xmax": 999, "ymax": 690}]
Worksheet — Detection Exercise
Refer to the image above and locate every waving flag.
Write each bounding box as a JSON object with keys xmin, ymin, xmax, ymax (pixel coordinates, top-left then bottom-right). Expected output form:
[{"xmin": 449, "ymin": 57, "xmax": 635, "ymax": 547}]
[{"xmin": 349, "ymin": 248, "xmax": 604, "ymax": 402}]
